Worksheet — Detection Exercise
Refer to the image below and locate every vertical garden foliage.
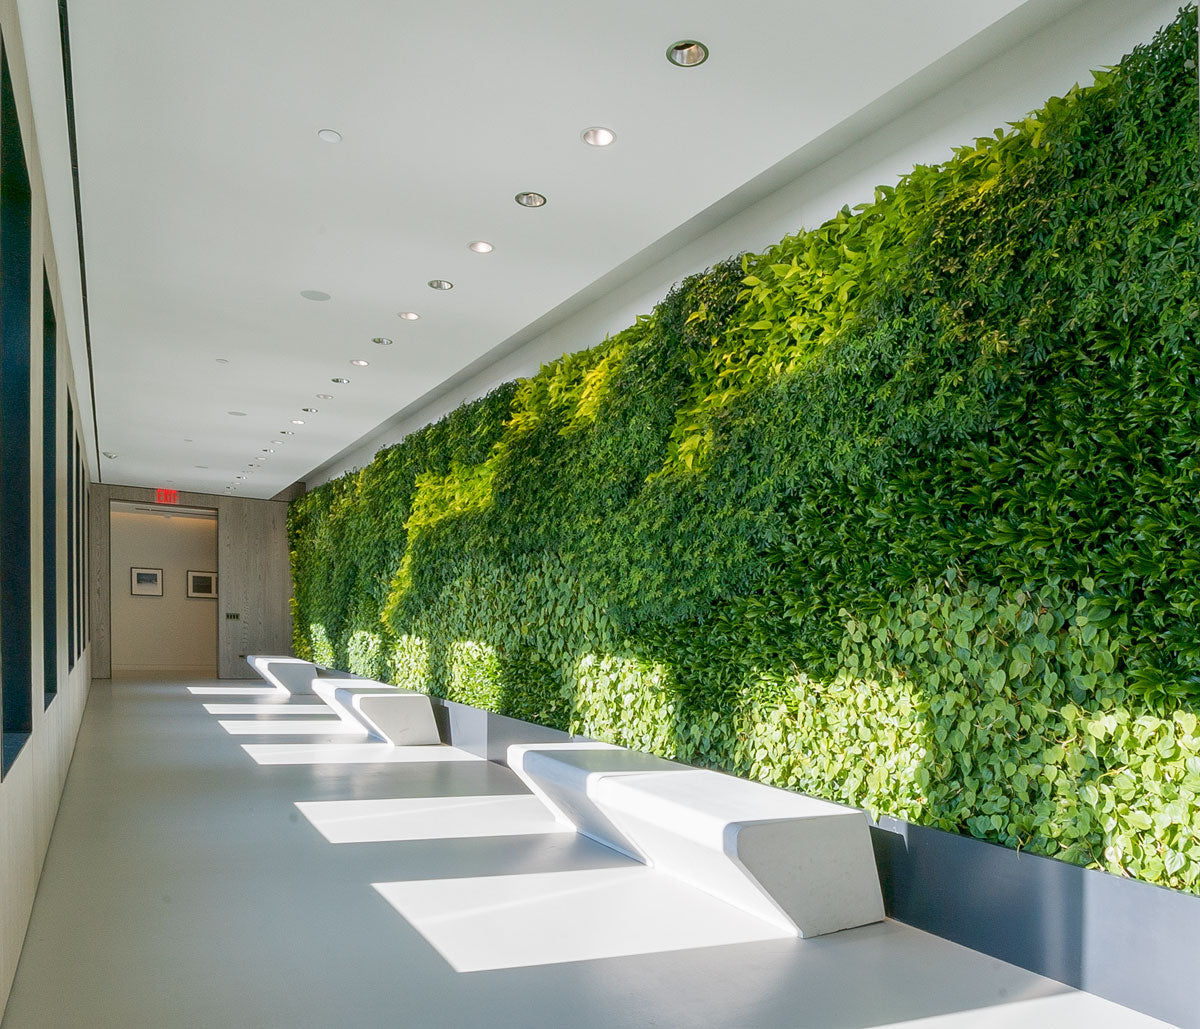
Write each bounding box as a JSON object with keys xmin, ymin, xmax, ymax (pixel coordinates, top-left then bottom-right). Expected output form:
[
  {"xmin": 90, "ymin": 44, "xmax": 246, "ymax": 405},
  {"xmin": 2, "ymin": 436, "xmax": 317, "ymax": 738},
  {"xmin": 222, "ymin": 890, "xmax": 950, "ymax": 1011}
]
[{"xmin": 290, "ymin": 10, "xmax": 1200, "ymax": 892}]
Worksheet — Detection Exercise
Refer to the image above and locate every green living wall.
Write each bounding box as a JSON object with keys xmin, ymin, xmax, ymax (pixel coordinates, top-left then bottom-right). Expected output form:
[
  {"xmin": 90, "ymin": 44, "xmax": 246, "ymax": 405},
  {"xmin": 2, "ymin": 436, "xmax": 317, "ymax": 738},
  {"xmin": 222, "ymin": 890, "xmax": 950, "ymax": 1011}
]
[{"xmin": 290, "ymin": 10, "xmax": 1200, "ymax": 892}]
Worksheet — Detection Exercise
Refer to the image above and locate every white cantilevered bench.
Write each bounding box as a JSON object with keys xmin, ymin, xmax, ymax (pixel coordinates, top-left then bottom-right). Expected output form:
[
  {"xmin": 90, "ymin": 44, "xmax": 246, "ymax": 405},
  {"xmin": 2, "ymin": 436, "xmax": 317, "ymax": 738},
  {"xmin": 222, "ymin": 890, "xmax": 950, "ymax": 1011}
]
[
  {"xmin": 243, "ymin": 652, "xmax": 348, "ymax": 695},
  {"xmin": 245, "ymin": 655, "xmax": 360, "ymax": 695},
  {"xmin": 245, "ymin": 658, "xmax": 441, "ymax": 745},
  {"xmin": 508, "ymin": 742, "xmax": 885, "ymax": 938},
  {"xmin": 309, "ymin": 678, "xmax": 441, "ymax": 746}
]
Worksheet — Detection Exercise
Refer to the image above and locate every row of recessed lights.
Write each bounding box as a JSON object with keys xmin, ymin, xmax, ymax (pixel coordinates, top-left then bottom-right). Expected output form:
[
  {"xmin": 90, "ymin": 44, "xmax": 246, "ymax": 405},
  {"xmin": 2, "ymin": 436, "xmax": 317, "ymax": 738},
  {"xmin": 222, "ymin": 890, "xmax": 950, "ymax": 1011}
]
[
  {"xmin": 222, "ymin": 38, "xmax": 712, "ymax": 492},
  {"xmin": 223, "ymin": 354, "xmax": 278, "ymax": 490},
  {"xmin": 312, "ymin": 92, "xmax": 623, "ymax": 300},
  {"xmin": 103, "ymin": 41, "xmax": 711, "ymax": 480},
  {"xmin": 223, "ymin": 355, "xmax": 357, "ymax": 488},
  {"xmin": 226, "ymin": 342, "xmax": 393, "ymax": 489},
  {"xmin": 322, "ymin": 41, "xmax": 706, "ymax": 305}
]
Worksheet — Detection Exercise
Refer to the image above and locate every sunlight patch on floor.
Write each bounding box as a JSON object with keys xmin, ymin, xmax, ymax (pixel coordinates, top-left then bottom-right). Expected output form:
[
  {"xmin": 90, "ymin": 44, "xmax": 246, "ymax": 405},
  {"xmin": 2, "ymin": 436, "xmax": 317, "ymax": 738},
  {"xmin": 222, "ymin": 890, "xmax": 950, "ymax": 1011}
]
[
  {"xmin": 202, "ymin": 703, "xmax": 331, "ymax": 715},
  {"xmin": 187, "ymin": 685, "xmax": 280, "ymax": 696},
  {"xmin": 878, "ymin": 989, "xmax": 1170, "ymax": 1028},
  {"xmin": 296, "ymin": 795, "xmax": 572, "ymax": 844},
  {"xmin": 241, "ymin": 743, "xmax": 484, "ymax": 766},
  {"xmin": 374, "ymin": 866, "xmax": 792, "ymax": 972},
  {"xmin": 219, "ymin": 718, "xmax": 366, "ymax": 737}
]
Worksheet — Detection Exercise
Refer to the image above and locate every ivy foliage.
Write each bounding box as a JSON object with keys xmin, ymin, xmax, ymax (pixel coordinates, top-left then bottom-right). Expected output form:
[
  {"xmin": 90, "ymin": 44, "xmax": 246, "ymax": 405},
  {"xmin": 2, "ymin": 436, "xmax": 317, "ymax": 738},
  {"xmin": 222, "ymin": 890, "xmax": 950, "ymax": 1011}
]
[{"xmin": 290, "ymin": 10, "xmax": 1200, "ymax": 892}]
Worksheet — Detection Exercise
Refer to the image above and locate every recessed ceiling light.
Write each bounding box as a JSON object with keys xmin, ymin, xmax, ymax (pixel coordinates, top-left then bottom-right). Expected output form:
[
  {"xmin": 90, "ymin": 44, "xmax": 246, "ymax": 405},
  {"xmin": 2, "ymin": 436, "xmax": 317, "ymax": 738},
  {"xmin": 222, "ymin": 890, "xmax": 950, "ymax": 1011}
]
[
  {"xmin": 427, "ymin": 279, "xmax": 453, "ymax": 290},
  {"xmin": 195, "ymin": 464, "xmax": 208, "ymax": 469},
  {"xmin": 666, "ymin": 40, "xmax": 709, "ymax": 67},
  {"xmin": 227, "ymin": 411, "xmax": 247, "ymax": 417},
  {"xmin": 300, "ymin": 289, "xmax": 331, "ymax": 301},
  {"xmin": 315, "ymin": 393, "xmax": 334, "ymax": 400},
  {"xmin": 183, "ymin": 438, "xmax": 194, "ymax": 443},
  {"xmin": 236, "ymin": 475, "xmax": 245, "ymax": 479},
  {"xmin": 291, "ymin": 419, "xmax": 305, "ymax": 425},
  {"xmin": 270, "ymin": 440, "xmax": 284, "ymax": 445},
  {"xmin": 515, "ymin": 191, "xmax": 547, "ymax": 208},
  {"xmin": 102, "ymin": 451, "xmax": 118, "ymax": 459},
  {"xmin": 397, "ymin": 312, "xmax": 420, "ymax": 321},
  {"xmin": 261, "ymin": 449, "xmax": 274, "ymax": 453},
  {"xmin": 371, "ymin": 337, "xmax": 393, "ymax": 346},
  {"xmin": 331, "ymin": 377, "xmax": 350, "ymax": 384},
  {"xmin": 255, "ymin": 457, "xmax": 268, "ymax": 461},
  {"xmin": 468, "ymin": 240, "xmax": 494, "ymax": 254},
  {"xmin": 581, "ymin": 127, "xmax": 616, "ymax": 146},
  {"xmin": 301, "ymin": 407, "xmax": 319, "ymax": 413},
  {"xmin": 350, "ymin": 359, "xmax": 369, "ymax": 367},
  {"xmin": 215, "ymin": 358, "xmax": 230, "ymax": 365},
  {"xmin": 279, "ymin": 430, "xmax": 295, "ymax": 435},
  {"xmin": 317, "ymin": 128, "xmax": 342, "ymax": 144}
]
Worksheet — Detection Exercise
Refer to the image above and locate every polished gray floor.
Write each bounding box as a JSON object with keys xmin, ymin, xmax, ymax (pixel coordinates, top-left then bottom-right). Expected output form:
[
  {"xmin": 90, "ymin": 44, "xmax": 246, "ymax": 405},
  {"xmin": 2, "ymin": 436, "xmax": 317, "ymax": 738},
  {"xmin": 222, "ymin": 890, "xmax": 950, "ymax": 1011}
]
[{"xmin": 2, "ymin": 678, "xmax": 1168, "ymax": 1028}]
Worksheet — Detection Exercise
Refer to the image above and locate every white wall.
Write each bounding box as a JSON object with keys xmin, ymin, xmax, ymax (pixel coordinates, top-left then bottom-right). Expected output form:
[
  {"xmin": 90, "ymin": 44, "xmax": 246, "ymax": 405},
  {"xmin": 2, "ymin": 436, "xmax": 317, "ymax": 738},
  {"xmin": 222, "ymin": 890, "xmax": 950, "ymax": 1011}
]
[
  {"xmin": 109, "ymin": 509, "xmax": 217, "ymax": 675},
  {"xmin": 305, "ymin": 0, "xmax": 1181, "ymax": 488},
  {"xmin": 0, "ymin": 0, "xmax": 93, "ymax": 1013}
]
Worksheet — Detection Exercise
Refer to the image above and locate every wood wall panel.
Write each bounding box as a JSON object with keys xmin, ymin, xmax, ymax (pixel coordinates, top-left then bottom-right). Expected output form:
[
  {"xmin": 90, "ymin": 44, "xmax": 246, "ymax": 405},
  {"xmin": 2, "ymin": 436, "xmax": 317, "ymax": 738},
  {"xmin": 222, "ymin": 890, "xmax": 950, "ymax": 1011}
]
[
  {"xmin": 216, "ymin": 495, "xmax": 291, "ymax": 677},
  {"xmin": 88, "ymin": 486, "xmax": 110, "ymax": 676}
]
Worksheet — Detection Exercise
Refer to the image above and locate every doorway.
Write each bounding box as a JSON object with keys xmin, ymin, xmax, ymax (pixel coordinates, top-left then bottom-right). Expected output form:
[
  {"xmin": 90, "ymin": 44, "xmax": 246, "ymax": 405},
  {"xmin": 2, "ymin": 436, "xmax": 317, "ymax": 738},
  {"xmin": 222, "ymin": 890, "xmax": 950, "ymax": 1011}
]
[{"xmin": 108, "ymin": 501, "xmax": 218, "ymax": 677}]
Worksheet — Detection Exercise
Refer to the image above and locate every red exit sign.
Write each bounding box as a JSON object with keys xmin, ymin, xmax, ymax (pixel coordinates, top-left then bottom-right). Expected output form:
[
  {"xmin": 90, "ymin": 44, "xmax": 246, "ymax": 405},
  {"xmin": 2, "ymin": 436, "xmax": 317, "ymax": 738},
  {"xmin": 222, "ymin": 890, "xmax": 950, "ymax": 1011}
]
[{"xmin": 156, "ymin": 488, "xmax": 179, "ymax": 505}]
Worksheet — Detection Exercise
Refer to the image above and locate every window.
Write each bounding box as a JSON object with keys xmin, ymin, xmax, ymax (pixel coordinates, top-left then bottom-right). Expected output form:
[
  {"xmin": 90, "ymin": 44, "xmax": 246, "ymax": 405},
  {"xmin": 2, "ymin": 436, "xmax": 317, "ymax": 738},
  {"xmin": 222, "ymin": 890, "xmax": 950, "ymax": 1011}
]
[
  {"xmin": 42, "ymin": 271, "xmax": 56, "ymax": 706},
  {"xmin": 67, "ymin": 399, "xmax": 74, "ymax": 671},
  {"xmin": 75, "ymin": 433, "xmax": 84, "ymax": 659}
]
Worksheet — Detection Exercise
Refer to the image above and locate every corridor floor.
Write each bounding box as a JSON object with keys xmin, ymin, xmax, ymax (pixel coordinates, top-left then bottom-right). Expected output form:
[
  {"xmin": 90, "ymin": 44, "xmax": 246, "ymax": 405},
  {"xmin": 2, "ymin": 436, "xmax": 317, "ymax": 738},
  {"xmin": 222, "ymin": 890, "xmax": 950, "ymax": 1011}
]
[{"xmin": 1, "ymin": 678, "xmax": 1169, "ymax": 1028}]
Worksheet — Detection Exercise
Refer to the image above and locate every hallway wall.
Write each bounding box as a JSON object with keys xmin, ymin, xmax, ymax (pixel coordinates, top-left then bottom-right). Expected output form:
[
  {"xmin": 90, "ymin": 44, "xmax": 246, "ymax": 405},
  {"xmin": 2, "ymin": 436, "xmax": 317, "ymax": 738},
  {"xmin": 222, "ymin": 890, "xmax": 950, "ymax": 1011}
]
[
  {"xmin": 109, "ymin": 508, "xmax": 217, "ymax": 675},
  {"xmin": 0, "ymin": 0, "xmax": 94, "ymax": 1014}
]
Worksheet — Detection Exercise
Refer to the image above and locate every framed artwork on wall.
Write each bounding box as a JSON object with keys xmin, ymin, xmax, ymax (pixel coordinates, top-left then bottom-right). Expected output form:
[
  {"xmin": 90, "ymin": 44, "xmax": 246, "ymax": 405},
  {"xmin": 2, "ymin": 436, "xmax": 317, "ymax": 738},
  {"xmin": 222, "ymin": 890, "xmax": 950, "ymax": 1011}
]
[
  {"xmin": 130, "ymin": 567, "xmax": 163, "ymax": 596},
  {"xmin": 187, "ymin": 570, "xmax": 217, "ymax": 598}
]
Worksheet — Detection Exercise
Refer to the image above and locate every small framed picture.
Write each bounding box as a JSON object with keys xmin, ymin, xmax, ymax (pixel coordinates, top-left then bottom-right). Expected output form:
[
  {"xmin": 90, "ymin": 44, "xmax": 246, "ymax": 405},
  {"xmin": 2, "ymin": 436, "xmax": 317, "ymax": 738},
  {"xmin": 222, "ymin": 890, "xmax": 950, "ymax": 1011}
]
[
  {"xmin": 187, "ymin": 570, "xmax": 218, "ymax": 599},
  {"xmin": 131, "ymin": 567, "xmax": 163, "ymax": 596}
]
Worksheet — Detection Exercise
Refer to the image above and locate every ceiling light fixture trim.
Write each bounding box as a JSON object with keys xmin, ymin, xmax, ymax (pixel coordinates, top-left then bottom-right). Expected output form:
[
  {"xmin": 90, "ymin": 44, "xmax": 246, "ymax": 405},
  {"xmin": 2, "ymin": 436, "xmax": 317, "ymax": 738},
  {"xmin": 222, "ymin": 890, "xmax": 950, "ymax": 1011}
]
[
  {"xmin": 666, "ymin": 40, "xmax": 709, "ymax": 67},
  {"xmin": 581, "ymin": 127, "xmax": 616, "ymax": 146}
]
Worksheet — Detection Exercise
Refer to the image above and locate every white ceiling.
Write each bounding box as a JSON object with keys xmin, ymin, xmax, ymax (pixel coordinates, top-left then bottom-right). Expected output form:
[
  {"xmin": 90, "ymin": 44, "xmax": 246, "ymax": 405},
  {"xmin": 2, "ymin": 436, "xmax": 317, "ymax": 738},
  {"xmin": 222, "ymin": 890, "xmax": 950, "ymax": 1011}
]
[{"xmin": 31, "ymin": 0, "xmax": 1082, "ymax": 499}]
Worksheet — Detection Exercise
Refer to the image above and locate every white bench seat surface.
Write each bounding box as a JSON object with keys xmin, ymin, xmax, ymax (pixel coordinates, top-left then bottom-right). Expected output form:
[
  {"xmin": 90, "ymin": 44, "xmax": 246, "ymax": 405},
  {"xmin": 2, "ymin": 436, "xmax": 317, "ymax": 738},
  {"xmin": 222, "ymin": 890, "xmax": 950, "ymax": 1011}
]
[
  {"xmin": 594, "ymin": 768, "xmax": 884, "ymax": 935},
  {"xmin": 509, "ymin": 743, "xmax": 885, "ymax": 938}
]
